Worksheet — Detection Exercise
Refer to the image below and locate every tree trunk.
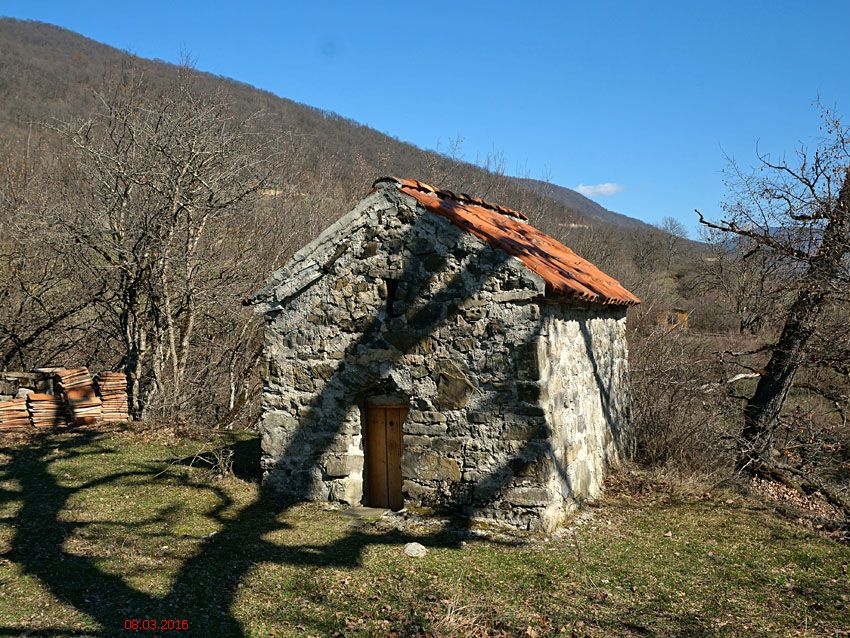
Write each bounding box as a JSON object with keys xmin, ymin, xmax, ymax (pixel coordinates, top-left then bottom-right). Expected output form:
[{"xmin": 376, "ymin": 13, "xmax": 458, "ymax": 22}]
[{"xmin": 739, "ymin": 288, "xmax": 826, "ymax": 465}]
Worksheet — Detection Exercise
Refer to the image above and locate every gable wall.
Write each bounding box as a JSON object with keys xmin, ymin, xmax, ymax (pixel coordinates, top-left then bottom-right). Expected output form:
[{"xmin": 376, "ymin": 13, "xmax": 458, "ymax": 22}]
[{"xmin": 260, "ymin": 191, "xmax": 570, "ymax": 529}]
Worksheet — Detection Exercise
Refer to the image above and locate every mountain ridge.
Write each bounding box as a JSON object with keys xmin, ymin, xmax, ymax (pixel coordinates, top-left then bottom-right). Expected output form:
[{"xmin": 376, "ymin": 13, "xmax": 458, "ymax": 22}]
[
  {"xmin": 515, "ymin": 177, "xmax": 658, "ymax": 231},
  {"xmin": 0, "ymin": 17, "xmax": 659, "ymax": 234}
]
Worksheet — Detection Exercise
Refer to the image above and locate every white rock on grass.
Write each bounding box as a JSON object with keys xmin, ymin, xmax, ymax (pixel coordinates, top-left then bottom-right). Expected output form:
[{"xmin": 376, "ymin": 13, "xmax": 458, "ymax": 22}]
[{"xmin": 403, "ymin": 542, "xmax": 428, "ymax": 557}]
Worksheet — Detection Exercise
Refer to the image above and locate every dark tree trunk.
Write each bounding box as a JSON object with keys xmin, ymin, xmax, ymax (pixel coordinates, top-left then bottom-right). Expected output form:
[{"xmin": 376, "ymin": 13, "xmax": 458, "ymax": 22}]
[{"xmin": 739, "ymin": 288, "xmax": 825, "ymax": 464}]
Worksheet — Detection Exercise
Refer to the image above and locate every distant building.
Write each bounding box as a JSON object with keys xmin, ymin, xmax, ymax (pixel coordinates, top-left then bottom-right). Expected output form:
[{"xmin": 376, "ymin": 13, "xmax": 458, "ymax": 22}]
[
  {"xmin": 658, "ymin": 308, "xmax": 690, "ymax": 331},
  {"xmin": 249, "ymin": 177, "xmax": 639, "ymax": 531}
]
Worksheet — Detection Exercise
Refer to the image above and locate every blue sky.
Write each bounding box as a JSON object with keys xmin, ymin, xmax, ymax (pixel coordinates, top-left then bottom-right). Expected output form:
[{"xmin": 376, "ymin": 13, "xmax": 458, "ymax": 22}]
[{"xmin": 3, "ymin": 1, "xmax": 849, "ymax": 232}]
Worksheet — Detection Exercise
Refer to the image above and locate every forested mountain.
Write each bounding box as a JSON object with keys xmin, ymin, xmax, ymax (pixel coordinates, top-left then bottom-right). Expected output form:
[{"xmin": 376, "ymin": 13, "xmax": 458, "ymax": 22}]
[
  {"xmin": 0, "ymin": 17, "xmax": 692, "ymax": 424},
  {"xmin": 0, "ymin": 18, "xmax": 660, "ymax": 239},
  {"xmin": 516, "ymin": 177, "xmax": 655, "ymax": 230}
]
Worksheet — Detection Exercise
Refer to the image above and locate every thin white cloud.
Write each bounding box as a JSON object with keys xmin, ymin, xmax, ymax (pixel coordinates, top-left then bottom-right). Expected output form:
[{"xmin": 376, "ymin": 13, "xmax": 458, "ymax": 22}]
[{"xmin": 575, "ymin": 182, "xmax": 624, "ymax": 197}]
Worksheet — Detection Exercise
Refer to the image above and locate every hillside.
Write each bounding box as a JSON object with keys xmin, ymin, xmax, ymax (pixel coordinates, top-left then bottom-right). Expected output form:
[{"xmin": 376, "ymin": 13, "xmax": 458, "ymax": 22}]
[
  {"xmin": 0, "ymin": 18, "xmax": 701, "ymax": 426},
  {"xmin": 0, "ymin": 18, "xmax": 658, "ymax": 239},
  {"xmin": 517, "ymin": 177, "xmax": 656, "ymax": 231}
]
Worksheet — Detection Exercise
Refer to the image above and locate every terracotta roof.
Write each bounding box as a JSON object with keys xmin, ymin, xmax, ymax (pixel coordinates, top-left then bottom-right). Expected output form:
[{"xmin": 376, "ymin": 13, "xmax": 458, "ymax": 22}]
[{"xmin": 374, "ymin": 176, "xmax": 640, "ymax": 306}]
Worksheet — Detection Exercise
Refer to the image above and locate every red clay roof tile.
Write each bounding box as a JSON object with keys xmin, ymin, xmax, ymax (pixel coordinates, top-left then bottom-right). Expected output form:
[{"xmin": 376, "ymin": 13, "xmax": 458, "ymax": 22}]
[{"xmin": 375, "ymin": 176, "xmax": 640, "ymax": 306}]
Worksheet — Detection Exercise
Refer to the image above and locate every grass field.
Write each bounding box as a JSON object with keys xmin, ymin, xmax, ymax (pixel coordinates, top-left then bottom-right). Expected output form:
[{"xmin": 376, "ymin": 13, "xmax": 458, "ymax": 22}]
[{"xmin": 0, "ymin": 429, "xmax": 847, "ymax": 637}]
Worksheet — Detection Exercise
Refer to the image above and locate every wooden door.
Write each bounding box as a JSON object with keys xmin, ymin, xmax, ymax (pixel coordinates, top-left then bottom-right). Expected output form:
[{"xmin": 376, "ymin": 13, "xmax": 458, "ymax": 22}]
[{"xmin": 365, "ymin": 405, "xmax": 406, "ymax": 510}]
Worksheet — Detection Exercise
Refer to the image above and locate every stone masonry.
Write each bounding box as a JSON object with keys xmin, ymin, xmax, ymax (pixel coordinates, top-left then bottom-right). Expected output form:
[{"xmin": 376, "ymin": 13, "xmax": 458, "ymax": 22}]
[{"xmin": 251, "ymin": 179, "xmax": 634, "ymax": 532}]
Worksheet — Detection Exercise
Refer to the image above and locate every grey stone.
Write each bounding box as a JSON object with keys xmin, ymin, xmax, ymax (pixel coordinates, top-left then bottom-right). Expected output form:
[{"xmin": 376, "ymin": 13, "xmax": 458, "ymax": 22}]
[
  {"xmin": 404, "ymin": 422, "xmax": 448, "ymax": 436},
  {"xmin": 467, "ymin": 410, "xmax": 490, "ymax": 424},
  {"xmin": 503, "ymin": 487, "xmax": 551, "ymax": 507},
  {"xmin": 312, "ymin": 362, "xmax": 337, "ymax": 381},
  {"xmin": 324, "ymin": 454, "xmax": 357, "ymax": 477},
  {"xmin": 262, "ymin": 410, "xmax": 297, "ymax": 430},
  {"xmin": 402, "ymin": 451, "xmax": 461, "ymax": 482},
  {"xmin": 408, "ymin": 410, "xmax": 446, "ymax": 424},
  {"xmin": 503, "ymin": 419, "xmax": 546, "ymax": 441},
  {"xmin": 403, "ymin": 480, "xmax": 437, "ymax": 499},
  {"xmin": 383, "ymin": 327, "xmax": 419, "ymax": 352},
  {"xmin": 434, "ymin": 360, "xmax": 476, "ymax": 409}
]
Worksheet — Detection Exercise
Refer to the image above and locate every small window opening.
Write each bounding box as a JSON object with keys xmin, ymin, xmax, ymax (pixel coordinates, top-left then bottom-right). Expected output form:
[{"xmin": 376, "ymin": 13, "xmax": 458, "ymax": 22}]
[{"xmin": 386, "ymin": 278, "xmax": 400, "ymax": 317}]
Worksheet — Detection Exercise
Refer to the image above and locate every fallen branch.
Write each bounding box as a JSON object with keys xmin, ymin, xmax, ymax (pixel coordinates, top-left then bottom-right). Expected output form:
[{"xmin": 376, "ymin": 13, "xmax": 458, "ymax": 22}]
[{"xmin": 699, "ymin": 372, "xmax": 761, "ymax": 393}]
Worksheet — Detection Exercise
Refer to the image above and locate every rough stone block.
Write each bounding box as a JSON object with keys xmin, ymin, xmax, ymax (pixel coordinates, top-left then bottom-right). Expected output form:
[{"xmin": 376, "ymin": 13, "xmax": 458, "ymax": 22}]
[
  {"xmin": 502, "ymin": 418, "xmax": 546, "ymax": 441},
  {"xmin": 503, "ymin": 486, "xmax": 553, "ymax": 507},
  {"xmin": 408, "ymin": 410, "xmax": 447, "ymax": 424},
  {"xmin": 260, "ymin": 427, "xmax": 289, "ymax": 459},
  {"xmin": 404, "ymin": 422, "xmax": 448, "ymax": 436},
  {"xmin": 323, "ymin": 454, "xmax": 360, "ymax": 477},
  {"xmin": 402, "ymin": 435, "xmax": 433, "ymax": 448},
  {"xmin": 434, "ymin": 360, "xmax": 476, "ymax": 409},
  {"xmin": 293, "ymin": 366, "xmax": 314, "ymax": 392},
  {"xmin": 403, "ymin": 480, "xmax": 437, "ymax": 501},
  {"xmin": 402, "ymin": 450, "xmax": 461, "ymax": 482},
  {"xmin": 262, "ymin": 409, "xmax": 297, "ymax": 431},
  {"xmin": 329, "ymin": 476, "xmax": 362, "ymax": 504},
  {"xmin": 467, "ymin": 410, "xmax": 491, "ymax": 424}
]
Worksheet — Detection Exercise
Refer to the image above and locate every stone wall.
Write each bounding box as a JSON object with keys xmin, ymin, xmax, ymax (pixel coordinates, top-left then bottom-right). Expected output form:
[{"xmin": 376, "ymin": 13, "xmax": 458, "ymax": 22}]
[
  {"xmin": 536, "ymin": 303, "xmax": 630, "ymax": 526},
  {"xmin": 257, "ymin": 186, "xmax": 631, "ymax": 531}
]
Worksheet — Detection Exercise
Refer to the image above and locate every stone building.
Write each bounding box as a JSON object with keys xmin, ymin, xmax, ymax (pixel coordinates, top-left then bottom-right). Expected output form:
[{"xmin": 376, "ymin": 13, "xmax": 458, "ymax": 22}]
[{"xmin": 250, "ymin": 177, "xmax": 639, "ymax": 531}]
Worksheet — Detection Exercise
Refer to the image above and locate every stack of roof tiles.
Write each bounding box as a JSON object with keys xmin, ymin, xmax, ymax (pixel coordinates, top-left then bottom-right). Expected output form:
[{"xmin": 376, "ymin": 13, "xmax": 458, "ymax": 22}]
[
  {"xmin": 56, "ymin": 368, "xmax": 102, "ymax": 426},
  {"xmin": 95, "ymin": 372, "xmax": 129, "ymax": 422},
  {"xmin": 27, "ymin": 393, "xmax": 65, "ymax": 428},
  {"xmin": 0, "ymin": 398, "xmax": 30, "ymax": 430}
]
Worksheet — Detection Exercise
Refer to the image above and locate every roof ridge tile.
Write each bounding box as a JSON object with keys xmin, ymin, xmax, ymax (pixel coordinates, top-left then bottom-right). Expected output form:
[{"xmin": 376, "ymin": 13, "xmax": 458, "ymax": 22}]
[
  {"xmin": 374, "ymin": 176, "xmax": 529, "ymax": 221},
  {"xmin": 374, "ymin": 176, "xmax": 639, "ymax": 306}
]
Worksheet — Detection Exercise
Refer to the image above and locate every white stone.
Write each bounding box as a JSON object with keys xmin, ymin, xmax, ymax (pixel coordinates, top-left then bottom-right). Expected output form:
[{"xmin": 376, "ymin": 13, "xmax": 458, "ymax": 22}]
[{"xmin": 403, "ymin": 542, "xmax": 428, "ymax": 557}]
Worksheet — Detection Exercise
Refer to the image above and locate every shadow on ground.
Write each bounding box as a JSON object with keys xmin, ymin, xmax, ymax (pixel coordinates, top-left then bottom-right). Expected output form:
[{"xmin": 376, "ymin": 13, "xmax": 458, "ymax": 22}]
[
  {"xmin": 0, "ymin": 429, "xmax": 753, "ymax": 637},
  {"xmin": 170, "ymin": 436, "xmax": 262, "ymax": 483}
]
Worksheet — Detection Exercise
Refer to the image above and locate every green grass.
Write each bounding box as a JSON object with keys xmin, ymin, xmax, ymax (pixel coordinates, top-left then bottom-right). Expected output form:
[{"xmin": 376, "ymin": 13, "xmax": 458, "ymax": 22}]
[{"xmin": 0, "ymin": 430, "xmax": 847, "ymax": 637}]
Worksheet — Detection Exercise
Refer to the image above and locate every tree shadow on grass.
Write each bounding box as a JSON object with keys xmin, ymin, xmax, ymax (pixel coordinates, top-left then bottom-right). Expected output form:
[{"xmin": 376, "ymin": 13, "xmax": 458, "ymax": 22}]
[
  {"xmin": 1, "ymin": 430, "xmax": 483, "ymax": 636},
  {"xmin": 0, "ymin": 420, "xmax": 727, "ymax": 637}
]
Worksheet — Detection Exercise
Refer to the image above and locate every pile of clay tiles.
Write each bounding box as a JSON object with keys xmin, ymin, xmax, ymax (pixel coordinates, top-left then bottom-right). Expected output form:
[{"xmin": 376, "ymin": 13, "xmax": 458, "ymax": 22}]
[
  {"xmin": 27, "ymin": 393, "xmax": 65, "ymax": 428},
  {"xmin": 0, "ymin": 397, "xmax": 30, "ymax": 430},
  {"xmin": 56, "ymin": 368, "xmax": 102, "ymax": 426},
  {"xmin": 95, "ymin": 372, "xmax": 129, "ymax": 423}
]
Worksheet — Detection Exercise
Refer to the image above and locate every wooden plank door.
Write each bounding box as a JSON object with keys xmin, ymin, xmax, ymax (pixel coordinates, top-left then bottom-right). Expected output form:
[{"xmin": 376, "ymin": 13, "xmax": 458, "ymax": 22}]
[
  {"xmin": 366, "ymin": 407, "xmax": 388, "ymax": 507},
  {"xmin": 365, "ymin": 405, "xmax": 406, "ymax": 510},
  {"xmin": 385, "ymin": 407, "xmax": 404, "ymax": 510}
]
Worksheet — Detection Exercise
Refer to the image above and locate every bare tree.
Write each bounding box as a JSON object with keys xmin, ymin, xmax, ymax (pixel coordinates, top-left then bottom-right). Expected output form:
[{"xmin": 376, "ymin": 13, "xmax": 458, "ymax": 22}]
[
  {"xmin": 658, "ymin": 216, "xmax": 689, "ymax": 272},
  {"xmin": 51, "ymin": 67, "xmax": 280, "ymax": 418},
  {"xmin": 0, "ymin": 136, "xmax": 105, "ymax": 370},
  {"xmin": 683, "ymin": 226, "xmax": 790, "ymax": 334},
  {"xmin": 698, "ymin": 108, "xmax": 850, "ymax": 494}
]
